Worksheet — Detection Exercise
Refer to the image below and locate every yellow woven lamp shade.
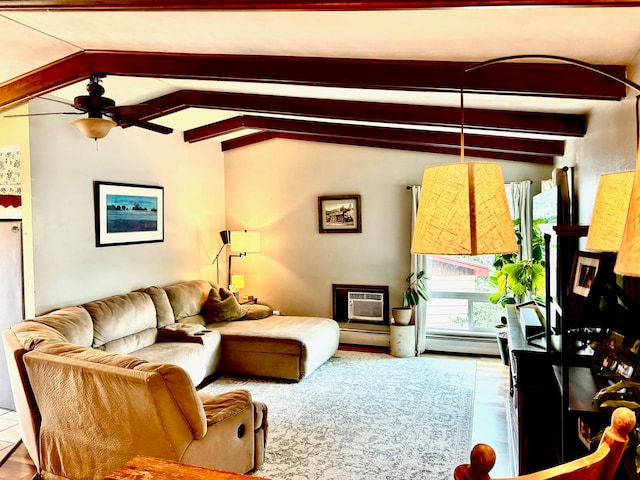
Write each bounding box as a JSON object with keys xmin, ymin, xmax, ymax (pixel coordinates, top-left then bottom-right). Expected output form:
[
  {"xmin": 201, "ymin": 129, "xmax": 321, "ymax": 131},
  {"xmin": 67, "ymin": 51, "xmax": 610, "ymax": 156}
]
[
  {"xmin": 615, "ymin": 168, "xmax": 640, "ymax": 276},
  {"xmin": 586, "ymin": 171, "xmax": 634, "ymax": 252},
  {"xmin": 411, "ymin": 162, "xmax": 518, "ymax": 255}
]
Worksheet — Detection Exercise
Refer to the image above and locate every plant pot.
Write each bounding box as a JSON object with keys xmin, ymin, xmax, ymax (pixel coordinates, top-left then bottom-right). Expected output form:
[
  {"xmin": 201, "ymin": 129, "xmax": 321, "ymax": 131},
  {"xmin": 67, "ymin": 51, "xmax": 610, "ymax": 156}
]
[{"xmin": 392, "ymin": 307, "xmax": 413, "ymax": 326}]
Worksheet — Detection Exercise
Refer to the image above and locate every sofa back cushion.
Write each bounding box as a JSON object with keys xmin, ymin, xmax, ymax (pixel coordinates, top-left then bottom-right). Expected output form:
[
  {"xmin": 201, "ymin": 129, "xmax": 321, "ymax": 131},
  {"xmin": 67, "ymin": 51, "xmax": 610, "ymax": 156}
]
[
  {"xmin": 164, "ymin": 280, "xmax": 215, "ymax": 321},
  {"xmin": 27, "ymin": 306, "xmax": 94, "ymax": 347},
  {"xmin": 83, "ymin": 292, "xmax": 157, "ymax": 353},
  {"xmin": 138, "ymin": 286, "xmax": 175, "ymax": 328}
]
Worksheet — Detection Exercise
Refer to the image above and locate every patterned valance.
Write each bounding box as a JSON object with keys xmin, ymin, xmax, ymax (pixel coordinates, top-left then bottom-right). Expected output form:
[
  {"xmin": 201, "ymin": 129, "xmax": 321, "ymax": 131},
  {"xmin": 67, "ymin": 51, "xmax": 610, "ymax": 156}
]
[{"xmin": 0, "ymin": 146, "xmax": 20, "ymax": 208}]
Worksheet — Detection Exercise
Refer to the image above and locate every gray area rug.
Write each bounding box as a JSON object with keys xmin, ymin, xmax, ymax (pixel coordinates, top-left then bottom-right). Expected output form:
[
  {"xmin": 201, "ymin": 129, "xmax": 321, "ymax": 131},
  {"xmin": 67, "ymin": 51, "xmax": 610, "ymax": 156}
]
[{"xmin": 201, "ymin": 350, "xmax": 476, "ymax": 480}]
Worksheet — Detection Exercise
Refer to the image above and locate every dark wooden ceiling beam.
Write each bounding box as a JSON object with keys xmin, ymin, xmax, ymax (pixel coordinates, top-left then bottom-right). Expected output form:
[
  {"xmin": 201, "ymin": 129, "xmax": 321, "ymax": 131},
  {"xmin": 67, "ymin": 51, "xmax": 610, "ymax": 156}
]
[
  {"xmin": 0, "ymin": 52, "xmax": 92, "ymax": 110},
  {"xmin": 197, "ymin": 115, "xmax": 565, "ymax": 156},
  {"xmin": 151, "ymin": 90, "xmax": 585, "ymax": 138},
  {"xmin": 91, "ymin": 51, "xmax": 627, "ymax": 99},
  {"xmin": 0, "ymin": 50, "xmax": 626, "ymax": 112},
  {"xmin": 221, "ymin": 129, "xmax": 554, "ymax": 164},
  {"xmin": 2, "ymin": 0, "xmax": 640, "ymax": 10}
]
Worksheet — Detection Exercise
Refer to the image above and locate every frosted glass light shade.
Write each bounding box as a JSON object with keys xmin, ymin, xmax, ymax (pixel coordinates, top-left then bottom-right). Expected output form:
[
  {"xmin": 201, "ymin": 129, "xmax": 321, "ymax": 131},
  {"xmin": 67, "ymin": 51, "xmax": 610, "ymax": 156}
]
[
  {"xmin": 615, "ymin": 169, "xmax": 640, "ymax": 276},
  {"xmin": 231, "ymin": 274, "xmax": 245, "ymax": 290},
  {"xmin": 586, "ymin": 171, "xmax": 634, "ymax": 252},
  {"xmin": 71, "ymin": 118, "xmax": 116, "ymax": 139},
  {"xmin": 411, "ymin": 162, "xmax": 518, "ymax": 255},
  {"xmin": 230, "ymin": 230, "xmax": 261, "ymax": 253}
]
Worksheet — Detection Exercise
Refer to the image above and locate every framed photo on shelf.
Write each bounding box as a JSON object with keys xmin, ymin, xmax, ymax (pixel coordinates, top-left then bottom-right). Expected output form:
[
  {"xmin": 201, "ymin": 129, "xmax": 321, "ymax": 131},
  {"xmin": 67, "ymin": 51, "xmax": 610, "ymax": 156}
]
[
  {"xmin": 568, "ymin": 251, "xmax": 605, "ymax": 301},
  {"xmin": 318, "ymin": 194, "xmax": 361, "ymax": 233},
  {"xmin": 94, "ymin": 181, "xmax": 164, "ymax": 247}
]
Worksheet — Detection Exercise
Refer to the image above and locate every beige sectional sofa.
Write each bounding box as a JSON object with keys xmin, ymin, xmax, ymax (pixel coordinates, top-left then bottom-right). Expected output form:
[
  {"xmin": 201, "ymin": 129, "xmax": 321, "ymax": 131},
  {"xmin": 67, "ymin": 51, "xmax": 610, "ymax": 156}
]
[{"xmin": 2, "ymin": 279, "xmax": 340, "ymax": 480}]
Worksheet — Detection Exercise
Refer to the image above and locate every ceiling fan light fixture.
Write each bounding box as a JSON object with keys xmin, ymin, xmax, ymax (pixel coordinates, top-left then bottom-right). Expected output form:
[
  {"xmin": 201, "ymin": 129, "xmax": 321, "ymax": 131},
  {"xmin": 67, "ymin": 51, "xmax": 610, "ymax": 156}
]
[{"xmin": 72, "ymin": 117, "xmax": 116, "ymax": 139}]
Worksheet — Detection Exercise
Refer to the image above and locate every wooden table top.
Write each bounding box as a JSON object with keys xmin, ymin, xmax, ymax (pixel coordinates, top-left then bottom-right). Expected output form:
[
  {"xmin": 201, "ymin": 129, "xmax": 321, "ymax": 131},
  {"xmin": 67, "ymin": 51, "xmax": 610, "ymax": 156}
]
[{"xmin": 103, "ymin": 456, "xmax": 270, "ymax": 479}]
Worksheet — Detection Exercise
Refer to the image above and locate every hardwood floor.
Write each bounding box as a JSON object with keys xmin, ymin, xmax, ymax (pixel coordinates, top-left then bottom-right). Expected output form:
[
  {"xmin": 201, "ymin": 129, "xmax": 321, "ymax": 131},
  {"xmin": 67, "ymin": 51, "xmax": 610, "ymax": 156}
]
[{"xmin": 0, "ymin": 353, "xmax": 512, "ymax": 479}]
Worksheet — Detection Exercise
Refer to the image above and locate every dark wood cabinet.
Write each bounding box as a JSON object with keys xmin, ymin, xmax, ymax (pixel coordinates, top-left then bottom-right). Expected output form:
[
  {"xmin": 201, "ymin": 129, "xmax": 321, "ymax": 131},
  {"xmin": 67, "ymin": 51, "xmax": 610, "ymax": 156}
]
[{"xmin": 506, "ymin": 305, "xmax": 559, "ymax": 475}]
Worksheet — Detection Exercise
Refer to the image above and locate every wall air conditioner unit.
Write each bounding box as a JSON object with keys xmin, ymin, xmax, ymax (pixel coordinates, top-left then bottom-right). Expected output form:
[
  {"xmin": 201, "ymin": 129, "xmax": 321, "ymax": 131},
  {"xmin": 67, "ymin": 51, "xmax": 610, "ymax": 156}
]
[{"xmin": 348, "ymin": 292, "xmax": 384, "ymax": 322}]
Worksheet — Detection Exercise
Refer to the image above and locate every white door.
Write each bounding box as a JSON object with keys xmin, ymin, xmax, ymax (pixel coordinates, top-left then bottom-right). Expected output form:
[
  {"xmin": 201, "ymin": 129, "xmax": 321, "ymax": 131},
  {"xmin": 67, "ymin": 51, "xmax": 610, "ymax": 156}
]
[{"xmin": 0, "ymin": 220, "xmax": 23, "ymax": 409}]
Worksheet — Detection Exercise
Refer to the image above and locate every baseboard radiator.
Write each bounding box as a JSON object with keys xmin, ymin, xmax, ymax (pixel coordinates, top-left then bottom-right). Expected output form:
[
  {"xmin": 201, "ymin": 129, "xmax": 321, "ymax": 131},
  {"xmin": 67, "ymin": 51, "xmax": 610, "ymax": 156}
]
[
  {"xmin": 339, "ymin": 327, "xmax": 390, "ymax": 347},
  {"xmin": 425, "ymin": 332, "xmax": 499, "ymax": 356},
  {"xmin": 339, "ymin": 327, "xmax": 500, "ymax": 356}
]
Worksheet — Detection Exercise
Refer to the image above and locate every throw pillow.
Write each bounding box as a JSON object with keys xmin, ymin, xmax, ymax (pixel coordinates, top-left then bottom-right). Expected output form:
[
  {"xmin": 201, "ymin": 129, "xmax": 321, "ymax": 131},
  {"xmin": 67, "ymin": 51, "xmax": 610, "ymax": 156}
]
[
  {"xmin": 204, "ymin": 288, "xmax": 247, "ymax": 323},
  {"xmin": 243, "ymin": 304, "xmax": 273, "ymax": 320}
]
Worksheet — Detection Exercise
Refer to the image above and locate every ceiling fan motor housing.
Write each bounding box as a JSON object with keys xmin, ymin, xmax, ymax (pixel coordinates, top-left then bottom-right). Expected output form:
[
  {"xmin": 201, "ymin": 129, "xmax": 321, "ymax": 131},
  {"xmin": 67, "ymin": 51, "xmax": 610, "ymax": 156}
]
[
  {"xmin": 74, "ymin": 76, "xmax": 116, "ymax": 118},
  {"xmin": 74, "ymin": 95, "xmax": 115, "ymax": 118}
]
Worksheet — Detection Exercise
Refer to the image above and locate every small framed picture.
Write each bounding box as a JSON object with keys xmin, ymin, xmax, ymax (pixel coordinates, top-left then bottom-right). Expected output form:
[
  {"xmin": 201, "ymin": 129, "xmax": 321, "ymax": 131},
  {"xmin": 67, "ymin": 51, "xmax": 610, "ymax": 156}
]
[
  {"xmin": 94, "ymin": 181, "xmax": 164, "ymax": 247},
  {"xmin": 578, "ymin": 417, "xmax": 591, "ymax": 450},
  {"xmin": 604, "ymin": 331, "xmax": 624, "ymax": 350},
  {"xmin": 568, "ymin": 251, "xmax": 605, "ymax": 301},
  {"xmin": 318, "ymin": 194, "xmax": 361, "ymax": 233}
]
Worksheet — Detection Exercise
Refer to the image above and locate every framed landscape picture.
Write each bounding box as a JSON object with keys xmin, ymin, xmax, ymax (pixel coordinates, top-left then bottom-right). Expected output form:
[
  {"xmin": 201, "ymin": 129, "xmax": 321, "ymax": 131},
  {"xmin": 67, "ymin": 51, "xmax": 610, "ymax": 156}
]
[
  {"xmin": 318, "ymin": 194, "xmax": 361, "ymax": 233},
  {"xmin": 94, "ymin": 181, "xmax": 164, "ymax": 247}
]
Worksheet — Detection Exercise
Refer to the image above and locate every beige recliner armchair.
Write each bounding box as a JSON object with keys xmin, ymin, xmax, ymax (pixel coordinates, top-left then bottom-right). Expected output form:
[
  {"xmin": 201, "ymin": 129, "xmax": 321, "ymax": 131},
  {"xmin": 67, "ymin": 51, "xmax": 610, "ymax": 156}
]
[{"xmin": 20, "ymin": 342, "xmax": 267, "ymax": 480}]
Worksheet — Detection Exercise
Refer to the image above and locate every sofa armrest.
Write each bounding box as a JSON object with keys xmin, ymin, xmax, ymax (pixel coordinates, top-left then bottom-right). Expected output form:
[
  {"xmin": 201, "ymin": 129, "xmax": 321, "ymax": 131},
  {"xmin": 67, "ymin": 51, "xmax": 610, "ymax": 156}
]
[
  {"xmin": 198, "ymin": 390, "xmax": 252, "ymax": 425},
  {"xmin": 196, "ymin": 390, "xmax": 268, "ymax": 470}
]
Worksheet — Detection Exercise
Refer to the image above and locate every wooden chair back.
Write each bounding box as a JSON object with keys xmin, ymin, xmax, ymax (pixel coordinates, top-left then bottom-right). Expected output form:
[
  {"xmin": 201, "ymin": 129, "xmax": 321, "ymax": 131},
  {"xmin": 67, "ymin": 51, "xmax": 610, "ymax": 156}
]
[{"xmin": 454, "ymin": 407, "xmax": 636, "ymax": 480}]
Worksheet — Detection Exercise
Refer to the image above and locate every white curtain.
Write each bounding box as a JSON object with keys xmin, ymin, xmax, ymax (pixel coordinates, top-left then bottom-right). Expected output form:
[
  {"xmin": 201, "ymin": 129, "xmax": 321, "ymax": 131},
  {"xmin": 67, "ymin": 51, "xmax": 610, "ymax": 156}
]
[
  {"xmin": 410, "ymin": 186, "xmax": 429, "ymax": 354},
  {"xmin": 508, "ymin": 181, "xmax": 533, "ymax": 260}
]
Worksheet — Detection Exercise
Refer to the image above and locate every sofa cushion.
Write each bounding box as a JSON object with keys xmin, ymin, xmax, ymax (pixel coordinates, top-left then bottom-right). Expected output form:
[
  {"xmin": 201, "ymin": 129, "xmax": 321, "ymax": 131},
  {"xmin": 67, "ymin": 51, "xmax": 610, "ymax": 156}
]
[
  {"xmin": 164, "ymin": 280, "xmax": 214, "ymax": 321},
  {"xmin": 138, "ymin": 286, "xmax": 175, "ymax": 328},
  {"xmin": 34, "ymin": 342, "xmax": 148, "ymax": 370},
  {"xmin": 132, "ymin": 331, "xmax": 222, "ymax": 386},
  {"xmin": 243, "ymin": 304, "xmax": 273, "ymax": 320},
  {"xmin": 11, "ymin": 320, "xmax": 69, "ymax": 350},
  {"xmin": 30, "ymin": 306, "xmax": 94, "ymax": 347},
  {"xmin": 204, "ymin": 288, "xmax": 247, "ymax": 323},
  {"xmin": 84, "ymin": 292, "xmax": 157, "ymax": 352}
]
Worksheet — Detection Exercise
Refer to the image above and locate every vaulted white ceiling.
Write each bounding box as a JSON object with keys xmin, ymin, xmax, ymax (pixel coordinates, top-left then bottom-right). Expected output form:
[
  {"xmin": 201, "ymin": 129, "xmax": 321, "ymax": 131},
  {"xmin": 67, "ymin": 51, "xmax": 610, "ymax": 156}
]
[{"xmin": 2, "ymin": 3, "xmax": 640, "ymax": 159}]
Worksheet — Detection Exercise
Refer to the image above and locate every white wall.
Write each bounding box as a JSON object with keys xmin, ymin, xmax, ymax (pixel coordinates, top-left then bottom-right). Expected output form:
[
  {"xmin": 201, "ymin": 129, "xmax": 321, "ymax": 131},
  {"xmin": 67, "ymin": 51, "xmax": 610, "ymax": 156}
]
[
  {"xmin": 556, "ymin": 53, "xmax": 640, "ymax": 227},
  {"xmin": 27, "ymin": 98, "xmax": 225, "ymax": 314},
  {"xmin": 224, "ymin": 138, "xmax": 553, "ymax": 318}
]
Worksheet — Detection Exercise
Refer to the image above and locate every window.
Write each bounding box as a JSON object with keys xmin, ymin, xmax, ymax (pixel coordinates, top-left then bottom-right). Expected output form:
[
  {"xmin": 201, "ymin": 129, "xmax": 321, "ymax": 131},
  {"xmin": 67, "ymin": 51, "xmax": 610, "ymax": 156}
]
[{"xmin": 425, "ymin": 254, "xmax": 504, "ymax": 333}]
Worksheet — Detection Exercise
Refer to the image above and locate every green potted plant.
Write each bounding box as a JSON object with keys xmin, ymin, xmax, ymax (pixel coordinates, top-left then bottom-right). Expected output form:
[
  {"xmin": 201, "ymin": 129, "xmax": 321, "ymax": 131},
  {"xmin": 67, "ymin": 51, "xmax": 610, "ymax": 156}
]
[
  {"xmin": 489, "ymin": 218, "xmax": 547, "ymax": 307},
  {"xmin": 489, "ymin": 219, "xmax": 547, "ymax": 364},
  {"xmin": 392, "ymin": 271, "xmax": 429, "ymax": 325}
]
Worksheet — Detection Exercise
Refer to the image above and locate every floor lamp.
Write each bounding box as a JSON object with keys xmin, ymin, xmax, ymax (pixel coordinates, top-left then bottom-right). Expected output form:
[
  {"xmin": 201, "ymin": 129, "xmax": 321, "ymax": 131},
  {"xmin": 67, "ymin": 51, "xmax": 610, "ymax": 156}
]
[{"xmin": 227, "ymin": 230, "xmax": 261, "ymax": 289}]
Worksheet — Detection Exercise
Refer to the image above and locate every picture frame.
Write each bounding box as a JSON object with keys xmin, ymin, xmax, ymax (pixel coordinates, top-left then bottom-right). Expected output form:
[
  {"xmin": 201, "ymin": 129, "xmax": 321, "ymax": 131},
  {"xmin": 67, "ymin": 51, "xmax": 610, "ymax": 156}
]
[
  {"xmin": 94, "ymin": 181, "xmax": 164, "ymax": 247},
  {"xmin": 578, "ymin": 417, "xmax": 595, "ymax": 451},
  {"xmin": 568, "ymin": 251, "xmax": 605, "ymax": 301},
  {"xmin": 318, "ymin": 194, "xmax": 361, "ymax": 233}
]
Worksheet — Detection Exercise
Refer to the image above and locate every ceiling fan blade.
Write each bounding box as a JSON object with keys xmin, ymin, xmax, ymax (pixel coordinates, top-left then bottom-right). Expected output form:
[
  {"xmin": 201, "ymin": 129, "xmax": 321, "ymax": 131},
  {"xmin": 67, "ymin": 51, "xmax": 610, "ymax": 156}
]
[
  {"xmin": 106, "ymin": 104, "xmax": 161, "ymax": 118},
  {"xmin": 41, "ymin": 96, "xmax": 78, "ymax": 109},
  {"xmin": 4, "ymin": 112, "xmax": 83, "ymax": 118},
  {"xmin": 121, "ymin": 118, "xmax": 173, "ymax": 135}
]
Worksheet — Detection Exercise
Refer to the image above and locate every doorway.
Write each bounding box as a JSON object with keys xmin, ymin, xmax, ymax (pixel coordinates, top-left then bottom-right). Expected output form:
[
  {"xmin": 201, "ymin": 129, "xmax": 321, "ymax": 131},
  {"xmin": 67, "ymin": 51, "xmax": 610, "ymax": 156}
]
[{"xmin": 0, "ymin": 220, "xmax": 23, "ymax": 409}]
